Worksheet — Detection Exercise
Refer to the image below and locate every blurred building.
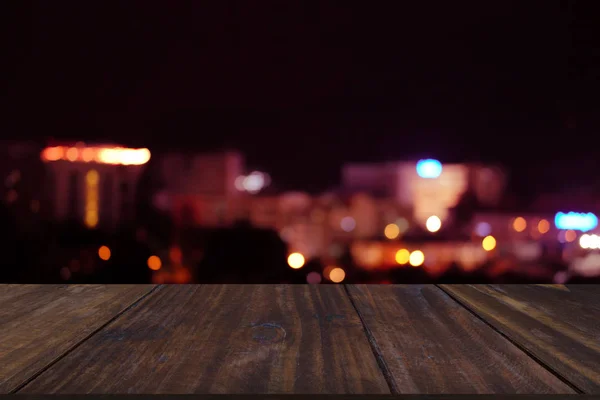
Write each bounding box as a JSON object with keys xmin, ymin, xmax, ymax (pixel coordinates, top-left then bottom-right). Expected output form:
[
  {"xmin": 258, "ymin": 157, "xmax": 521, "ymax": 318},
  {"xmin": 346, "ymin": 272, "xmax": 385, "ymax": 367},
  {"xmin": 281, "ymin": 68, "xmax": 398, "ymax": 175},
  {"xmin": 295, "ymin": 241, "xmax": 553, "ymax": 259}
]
[
  {"xmin": 341, "ymin": 160, "xmax": 506, "ymax": 227},
  {"xmin": 0, "ymin": 141, "xmax": 48, "ymax": 220},
  {"xmin": 153, "ymin": 151, "xmax": 246, "ymax": 227},
  {"xmin": 41, "ymin": 142, "xmax": 150, "ymax": 230}
]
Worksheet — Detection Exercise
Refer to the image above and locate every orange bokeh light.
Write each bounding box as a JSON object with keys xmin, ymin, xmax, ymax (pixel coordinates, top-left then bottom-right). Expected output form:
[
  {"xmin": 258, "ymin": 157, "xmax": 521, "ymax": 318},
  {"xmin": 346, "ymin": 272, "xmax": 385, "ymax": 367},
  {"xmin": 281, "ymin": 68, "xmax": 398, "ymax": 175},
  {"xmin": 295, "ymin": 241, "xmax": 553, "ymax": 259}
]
[
  {"xmin": 329, "ymin": 267, "xmax": 345, "ymax": 283},
  {"xmin": 512, "ymin": 217, "xmax": 527, "ymax": 232},
  {"xmin": 98, "ymin": 246, "xmax": 111, "ymax": 260},
  {"xmin": 537, "ymin": 219, "xmax": 550, "ymax": 234},
  {"xmin": 147, "ymin": 255, "xmax": 162, "ymax": 270}
]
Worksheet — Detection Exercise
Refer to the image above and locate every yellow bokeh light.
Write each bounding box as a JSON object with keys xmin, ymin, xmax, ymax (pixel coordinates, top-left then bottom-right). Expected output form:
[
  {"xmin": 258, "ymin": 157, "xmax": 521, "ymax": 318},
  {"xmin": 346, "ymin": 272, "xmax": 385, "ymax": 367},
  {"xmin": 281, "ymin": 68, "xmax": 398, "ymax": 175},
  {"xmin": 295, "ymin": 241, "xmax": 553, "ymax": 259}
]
[
  {"xmin": 565, "ymin": 229, "xmax": 576, "ymax": 243},
  {"xmin": 395, "ymin": 248, "xmax": 410, "ymax": 264},
  {"xmin": 482, "ymin": 235, "xmax": 496, "ymax": 251},
  {"xmin": 287, "ymin": 252, "xmax": 305, "ymax": 269},
  {"xmin": 384, "ymin": 223, "xmax": 400, "ymax": 239},
  {"xmin": 426, "ymin": 216, "xmax": 441, "ymax": 232},
  {"xmin": 537, "ymin": 219, "xmax": 550, "ymax": 234},
  {"xmin": 512, "ymin": 217, "xmax": 526, "ymax": 232},
  {"xmin": 147, "ymin": 255, "xmax": 162, "ymax": 270},
  {"xmin": 329, "ymin": 267, "xmax": 345, "ymax": 283},
  {"xmin": 409, "ymin": 250, "xmax": 424, "ymax": 267},
  {"xmin": 98, "ymin": 245, "xmax": 111, "ymax": 260}
]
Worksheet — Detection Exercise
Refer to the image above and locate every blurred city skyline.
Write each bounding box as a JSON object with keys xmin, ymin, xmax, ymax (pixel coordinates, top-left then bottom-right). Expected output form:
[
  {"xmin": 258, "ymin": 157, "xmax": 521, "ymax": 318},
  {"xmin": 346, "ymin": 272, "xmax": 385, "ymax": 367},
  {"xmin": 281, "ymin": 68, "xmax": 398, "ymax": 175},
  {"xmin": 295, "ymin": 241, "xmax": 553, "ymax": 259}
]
[{"xmin": 2, "ymin": 1, "xmax": 594, "ymax": 193}]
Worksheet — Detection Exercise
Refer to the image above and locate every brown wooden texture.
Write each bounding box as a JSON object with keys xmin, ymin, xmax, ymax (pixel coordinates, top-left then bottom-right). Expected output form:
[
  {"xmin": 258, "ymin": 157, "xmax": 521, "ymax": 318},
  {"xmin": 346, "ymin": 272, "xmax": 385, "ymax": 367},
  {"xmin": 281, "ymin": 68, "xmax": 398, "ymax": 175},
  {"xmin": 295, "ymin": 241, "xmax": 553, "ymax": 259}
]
[
  {"xmin": 0, "ymin": 284, "xmax": 155, "ymax": 393},
  {"xmin": 19, "ymin": 285, "xmax": 390, "ymax": 394},
  {"xmin": 439, "ymin": 284, "xmax": 600, "ymax": 393},
  {"xmin": 346, "ymin": 285, "xmax": 575, "ymax": 394}
]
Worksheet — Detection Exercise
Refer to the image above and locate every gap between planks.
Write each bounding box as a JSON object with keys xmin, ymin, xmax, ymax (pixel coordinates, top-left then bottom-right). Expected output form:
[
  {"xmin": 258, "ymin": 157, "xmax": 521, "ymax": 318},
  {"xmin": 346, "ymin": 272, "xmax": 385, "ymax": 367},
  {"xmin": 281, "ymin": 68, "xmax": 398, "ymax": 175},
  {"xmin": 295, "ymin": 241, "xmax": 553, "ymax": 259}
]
[
  {"xmin": 343, "ymin": 284, "xmax": 400, "ymax": 394},
  {"xmin": 12, "ymin": 284, "xmax": 165, "ymax": 394},
  {"xmin": 434, "ymin": 284, "xmax": 584, "ymax": 394}
]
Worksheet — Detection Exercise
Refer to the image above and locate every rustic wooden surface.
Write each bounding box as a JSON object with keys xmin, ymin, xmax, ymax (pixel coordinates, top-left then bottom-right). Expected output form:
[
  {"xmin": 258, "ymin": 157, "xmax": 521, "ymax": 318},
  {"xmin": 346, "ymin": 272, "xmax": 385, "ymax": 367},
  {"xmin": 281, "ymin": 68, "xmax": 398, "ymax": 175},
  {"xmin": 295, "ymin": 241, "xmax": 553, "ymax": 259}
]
[
  {"xmin": 1, "ymin": 284, "xmax": 598, "ymax": 394},
  {"xmin": 439, "ymin": 284, "xmax": 600, "ymax": 393},
  {"xmin": 346, "ymin": 285, "xmax": 574, "ymax": 394},
  {"xmin": 0, "ymin": 284, "xmax": 156, "ymax": 393},
  {"xmin": 19, "ymin": 285, "xmax": 389, "ymax": 394}
]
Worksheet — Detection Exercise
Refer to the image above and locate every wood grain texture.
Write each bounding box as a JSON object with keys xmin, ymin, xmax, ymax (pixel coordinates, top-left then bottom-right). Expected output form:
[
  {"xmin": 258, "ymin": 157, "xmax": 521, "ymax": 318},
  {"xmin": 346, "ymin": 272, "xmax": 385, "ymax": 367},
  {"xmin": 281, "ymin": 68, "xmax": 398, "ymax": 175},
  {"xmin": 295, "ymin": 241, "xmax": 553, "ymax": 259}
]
[
  {"xmin": 0, "ymin": 284, "xmax": 155, "ymax": 393},
  {"xmin": 20, "ymin": 285, "xmax": 390, "ymax": 394},
  {"xmin": 346, "ymin": 285, "xmax": 575, "ymax": 394},
  {"xmin": 439, "ymin": 284, "xmax": 600, "ymax": 393}
]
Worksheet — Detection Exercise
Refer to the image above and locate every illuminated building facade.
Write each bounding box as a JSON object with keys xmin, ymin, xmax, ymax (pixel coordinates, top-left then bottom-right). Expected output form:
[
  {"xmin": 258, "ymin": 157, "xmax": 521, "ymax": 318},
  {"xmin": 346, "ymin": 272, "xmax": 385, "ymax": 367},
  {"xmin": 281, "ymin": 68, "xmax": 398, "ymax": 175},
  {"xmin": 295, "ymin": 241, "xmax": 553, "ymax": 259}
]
[{"xmin": 41, "ymin": 143, "xmax": 150, "ymax": 229}]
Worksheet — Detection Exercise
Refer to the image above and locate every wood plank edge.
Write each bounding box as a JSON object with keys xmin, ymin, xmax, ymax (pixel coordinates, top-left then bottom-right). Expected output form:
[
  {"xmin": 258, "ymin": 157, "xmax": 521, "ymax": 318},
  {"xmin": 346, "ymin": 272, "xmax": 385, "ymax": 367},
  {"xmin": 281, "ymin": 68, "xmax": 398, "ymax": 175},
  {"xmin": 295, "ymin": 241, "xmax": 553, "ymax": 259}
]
[
  {"xmin": 11, "ymin": 285, "xmax": 164, "ymax": 394},
  {"xmin": 435, "ymin": 284, "xmax": 584, "ymax": 394},
  {"xmin": 343, "ymin": 285, "xmax": 400, "ymax": 394}
]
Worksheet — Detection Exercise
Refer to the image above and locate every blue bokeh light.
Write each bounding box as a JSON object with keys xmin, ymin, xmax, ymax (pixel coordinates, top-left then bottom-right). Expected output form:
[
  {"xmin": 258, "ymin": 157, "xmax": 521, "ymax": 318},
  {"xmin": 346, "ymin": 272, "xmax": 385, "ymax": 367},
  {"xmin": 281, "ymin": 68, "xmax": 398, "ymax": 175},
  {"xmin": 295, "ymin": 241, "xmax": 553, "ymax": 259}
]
[
  {"xmin": 416, "ymin": 159, "xmax": 442, "ymax": 178},
  {"xmin": 554, "ymin": 212, "xmax": 598, "ymax": 232}
]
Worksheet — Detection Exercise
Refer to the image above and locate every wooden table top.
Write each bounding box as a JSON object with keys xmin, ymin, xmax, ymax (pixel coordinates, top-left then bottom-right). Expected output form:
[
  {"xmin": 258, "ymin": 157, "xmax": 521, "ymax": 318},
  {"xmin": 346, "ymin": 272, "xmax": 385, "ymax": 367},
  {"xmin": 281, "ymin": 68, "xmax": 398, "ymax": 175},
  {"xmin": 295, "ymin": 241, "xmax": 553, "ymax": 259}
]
[{"xmin": 0, "ymin": 284, "xmax": 598, "ymax": 394}]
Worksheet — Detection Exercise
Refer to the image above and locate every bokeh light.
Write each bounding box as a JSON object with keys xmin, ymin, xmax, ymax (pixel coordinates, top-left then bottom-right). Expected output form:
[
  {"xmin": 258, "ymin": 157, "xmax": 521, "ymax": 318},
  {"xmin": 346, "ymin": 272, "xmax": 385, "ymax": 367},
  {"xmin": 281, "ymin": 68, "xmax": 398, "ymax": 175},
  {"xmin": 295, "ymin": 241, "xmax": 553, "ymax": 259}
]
[
  {"xmin": 555, "ymin": 212, "xmax": 598, "ymax": 232},
  {"xmin": 426, "ymin": 216, "xmax": 441, "ymax": 232},
  {"xmin": 512, "ymin": 217, "xmax": 526, "ymax": 232},
  {"xmin": 287, "ymin": 252, "xmax": 305, "ymax": 269},
  {"xmin": 340, "ymin": 216, "xmax": 356, "ymax": 232},
  {"xmin": 474, "ymin": 222, "xmax": 491, "ymax": 237},
  {"xmin": 147, "ymin": 255, "xmax": 162, "ymax": 270},
  {"xmin": 537, "ymin": 219, "xmax": 550, "ymax": 234},
  {"xmin": 565, "ymin": 229, "xmax": 577, "ymax": 243},
  {"xmin": 384, "ymin": 223, "xmax": 400, "ymax": 239},
  {"xmin": 329, "ymin": 267, "xmax": 345, "ymax": 282},
  {"xmin": 306, "ymin": 272, "xmax": 322, "ymax": 284},
  {"xmin": 395, "ymin": 249, "xmax": 410, "ymax": 265},
  {"xmin": 580, "ymin": 234, "xmax": 600, "ymax": 249},
  {"xmin": 409, "ymin": 250, "xmax": 424, "ymax": 267},
  {"xmin": 482, "ymin": 235, "xmax": 496, "ymax": 251},
  {"xmin": 416, "ymin": 159, "xmax": 442, "ymax": 178},
  {"xmin": 98, "ymin": 246, "xmax": 111, "ymax": 260}
]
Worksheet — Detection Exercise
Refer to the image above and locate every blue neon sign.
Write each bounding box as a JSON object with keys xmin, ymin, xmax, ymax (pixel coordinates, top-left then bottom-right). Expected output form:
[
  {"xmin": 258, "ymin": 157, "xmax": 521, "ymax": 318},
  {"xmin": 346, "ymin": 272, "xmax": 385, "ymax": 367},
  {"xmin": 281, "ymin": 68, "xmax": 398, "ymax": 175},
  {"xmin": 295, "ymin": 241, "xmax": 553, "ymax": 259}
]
[
  {"xmin": 554, "ymin": 212, "xmax": 598, "ymax": 232},
  {"xmin": 416, "ymin": 159, "xmax": 442, "ymax": 178}
]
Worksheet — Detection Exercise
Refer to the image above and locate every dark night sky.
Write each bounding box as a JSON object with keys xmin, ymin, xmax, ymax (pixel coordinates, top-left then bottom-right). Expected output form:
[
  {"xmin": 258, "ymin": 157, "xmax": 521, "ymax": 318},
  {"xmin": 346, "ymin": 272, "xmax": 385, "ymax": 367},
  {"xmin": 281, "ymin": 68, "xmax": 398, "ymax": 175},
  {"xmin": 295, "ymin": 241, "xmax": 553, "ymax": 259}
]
[{"xmin": 1, "ymin": 1, "xmax": 596, "ymax": 192}]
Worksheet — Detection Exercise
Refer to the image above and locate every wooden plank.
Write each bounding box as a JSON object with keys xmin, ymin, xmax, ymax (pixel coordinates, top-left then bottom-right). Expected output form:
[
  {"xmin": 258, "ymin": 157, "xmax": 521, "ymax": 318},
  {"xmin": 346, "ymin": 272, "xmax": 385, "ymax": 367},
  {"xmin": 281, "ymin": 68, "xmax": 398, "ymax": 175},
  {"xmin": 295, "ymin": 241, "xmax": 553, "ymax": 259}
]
[
  {"xmin": 0, "ymin": 284, "xmax": 156, "ymax": 393},
  {"xmin": 347, "ymin": 285, "xmax": 575, "ymax": 394},
  {"xmin": 439, "ymin": 284, "xmax": 600, "ymax": 393},
  {"xmin": 20, "ymin": 285, "xmax": 390, "ymax": 394}
]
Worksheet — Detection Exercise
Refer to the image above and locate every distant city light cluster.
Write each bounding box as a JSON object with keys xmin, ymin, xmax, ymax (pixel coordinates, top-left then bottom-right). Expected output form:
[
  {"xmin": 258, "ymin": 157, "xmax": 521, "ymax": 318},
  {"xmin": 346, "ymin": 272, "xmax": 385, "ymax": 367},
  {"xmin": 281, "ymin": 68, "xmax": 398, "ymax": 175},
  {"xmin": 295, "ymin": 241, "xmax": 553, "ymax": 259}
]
[
  {"xmin": 579, "ymin": 234, "xmax": 600, "ymax": 249},
  {"xmin": 41, "ymin": 145, "xmax": 151, "ymax": 165},
  {"xmin": 235, "ymin": 171, "xmax": 270, "ymax": 194},
  {"xmin": 416, "ymin": 159, "xmax": 442, "ymax": 178},
  {"xmin": 555, "ymin": 212, "xmax": 598, "ymax": 232}
]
